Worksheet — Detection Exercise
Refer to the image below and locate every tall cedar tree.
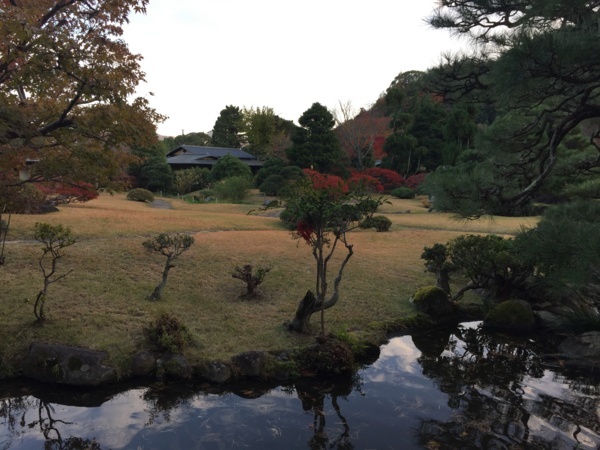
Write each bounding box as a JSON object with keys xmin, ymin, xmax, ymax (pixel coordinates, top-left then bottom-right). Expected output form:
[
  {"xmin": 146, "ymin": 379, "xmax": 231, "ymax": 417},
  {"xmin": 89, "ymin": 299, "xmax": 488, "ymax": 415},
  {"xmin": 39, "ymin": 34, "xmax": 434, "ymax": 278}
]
[
  {"xmin": 211, "ymin": 105, "xmax": 244, "ymax": 148},
  {"xmin": 286, "ymin": 103, "xmax": 344, "ymax": 174}
]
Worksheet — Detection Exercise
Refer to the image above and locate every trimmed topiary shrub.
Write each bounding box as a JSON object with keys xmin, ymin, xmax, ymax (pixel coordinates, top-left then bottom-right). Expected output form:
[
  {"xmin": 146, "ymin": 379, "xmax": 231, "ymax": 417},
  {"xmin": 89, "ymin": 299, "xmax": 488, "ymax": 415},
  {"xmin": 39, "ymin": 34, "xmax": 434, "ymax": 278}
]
[
  {"xmin": 484, "ymin": 299, "xmax": 535, "ymax": 333},
  {"xmin": 127, "ymin": 188, "xmax": 155, "ymax": 203},
  {"xmin": 391, "ymin": 187, "xmax": 416, "ymax": 199},
  {"xmin": 412, "ymin": 285, "xmax": 454, "ymax": 316},
  {"xmin": 360, "ymin": 215, "xmax": 392, "ymax": 232}
]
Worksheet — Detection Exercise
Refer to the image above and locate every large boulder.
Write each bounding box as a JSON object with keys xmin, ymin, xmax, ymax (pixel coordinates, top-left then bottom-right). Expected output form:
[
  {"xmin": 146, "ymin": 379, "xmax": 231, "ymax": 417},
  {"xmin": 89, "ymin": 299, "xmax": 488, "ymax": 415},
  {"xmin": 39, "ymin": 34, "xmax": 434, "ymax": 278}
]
[
  {"xmin": 557, "ymin": 332, "xmax": 600, "ymax": 359},
  {"xmin": 411, "ymin": 286, "xmax": 455, "ymax": 317},
  {"xmin": 21, "ymin": 343, "xmax": 116, "ymax": 386},
  {"xmin": 483, "ymin": 299, "xmax": 536, "ymax": 333},
  {"xmin": 554, "ymin": 332, "xmax": 600, "ymax": 373}
]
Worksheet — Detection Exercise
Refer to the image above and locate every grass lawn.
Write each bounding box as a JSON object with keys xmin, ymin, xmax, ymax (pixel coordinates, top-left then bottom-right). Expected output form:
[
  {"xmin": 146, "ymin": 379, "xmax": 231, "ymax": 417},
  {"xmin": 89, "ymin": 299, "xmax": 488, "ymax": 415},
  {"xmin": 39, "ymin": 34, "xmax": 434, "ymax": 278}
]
[{"xmin": 0, "ymin": 192, "xmax": 538, "ymax": 378}]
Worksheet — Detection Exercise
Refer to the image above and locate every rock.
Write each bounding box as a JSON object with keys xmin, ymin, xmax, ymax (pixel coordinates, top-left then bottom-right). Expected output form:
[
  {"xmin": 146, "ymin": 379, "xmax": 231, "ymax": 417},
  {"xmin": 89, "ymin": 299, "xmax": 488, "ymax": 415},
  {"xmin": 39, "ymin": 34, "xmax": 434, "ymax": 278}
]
[
  {"xmin": 21, "ymin": 343, "xmax": 116, "ymax": 386},
  {"xmin": 484, "ymin": 299, "xmax": 536, "ymax": 333},
  {"xmin": 195, "ymin": 361, "xmax": 232, "ymax": 384},
  {"xmin": 411, "ymin": 286, "xmax": 455, "ymax": 317},
  {"xmin": 156, "ymin": 354, "xmax": 191, "ymax": 379},
  {"xmin": 131, "ymin": 350, "xmax": 156, "ymax": 377},
  {"xmin": 231, "ymin": 351, "xmax": 266, "ymax": 377},
  {"xmin": 557, "ymin": 332, "xmax": 600, "ymax": 359},
  {"xmin": 533, "ymin": 310, "xmax": 560, "ymax": 330}
]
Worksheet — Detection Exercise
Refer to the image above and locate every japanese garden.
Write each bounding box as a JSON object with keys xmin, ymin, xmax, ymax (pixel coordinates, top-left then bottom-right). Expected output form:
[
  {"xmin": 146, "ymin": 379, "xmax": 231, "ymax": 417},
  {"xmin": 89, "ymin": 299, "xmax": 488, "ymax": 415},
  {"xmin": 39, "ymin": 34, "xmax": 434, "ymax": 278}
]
[{"xmin": 1, "ymin": 1, "xmax": 599, "ymax": 449}]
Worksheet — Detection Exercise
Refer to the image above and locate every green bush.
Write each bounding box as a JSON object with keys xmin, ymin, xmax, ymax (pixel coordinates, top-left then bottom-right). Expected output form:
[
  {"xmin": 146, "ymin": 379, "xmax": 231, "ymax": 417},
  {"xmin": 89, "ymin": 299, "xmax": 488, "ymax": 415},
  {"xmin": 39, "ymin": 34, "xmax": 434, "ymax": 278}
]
[
  {"xmin": 259, "ymin": 174, "xmax": 285, "ymax": 196},
  {"xmin": 391, "ymin": 187, "xmax": 416, "ymax": 199},
  {"xmin": 127, "ymin": 188, "xmax": 155, "ymax": 203},
  {"xmin": 413, "ymin": 285, "xmax": 448, "ymax": 305},
  {"xmin": 143, "ymin": 313, "xmax": 192, "ymax": 354},
  {"xmin": 360, "ymin": 215, "xmax": 392, "ymax": 232},
  {"xmin": 485, "ymin": 300, "xmax": 535, "ymax": 327},
  {"xmin": 212, "ymin": 176, "xmax": 253, "ymax": 202}
]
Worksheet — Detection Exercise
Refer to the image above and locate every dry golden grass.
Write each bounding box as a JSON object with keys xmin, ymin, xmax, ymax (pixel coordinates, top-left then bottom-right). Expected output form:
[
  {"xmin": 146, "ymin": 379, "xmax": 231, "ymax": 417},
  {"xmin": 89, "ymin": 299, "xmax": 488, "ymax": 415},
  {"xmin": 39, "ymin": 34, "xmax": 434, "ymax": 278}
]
[{"xmin": 0, "ymin": 193, "xmax": 537, "ymax": 377}]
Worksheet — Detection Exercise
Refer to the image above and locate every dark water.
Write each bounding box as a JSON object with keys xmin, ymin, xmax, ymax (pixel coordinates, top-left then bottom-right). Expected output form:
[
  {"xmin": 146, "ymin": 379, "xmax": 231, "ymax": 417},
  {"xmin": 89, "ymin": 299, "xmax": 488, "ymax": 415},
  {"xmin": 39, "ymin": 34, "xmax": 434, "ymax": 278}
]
[{"xmin": 2, "ymin": 322, "xmax": 599, "ymax": 449}]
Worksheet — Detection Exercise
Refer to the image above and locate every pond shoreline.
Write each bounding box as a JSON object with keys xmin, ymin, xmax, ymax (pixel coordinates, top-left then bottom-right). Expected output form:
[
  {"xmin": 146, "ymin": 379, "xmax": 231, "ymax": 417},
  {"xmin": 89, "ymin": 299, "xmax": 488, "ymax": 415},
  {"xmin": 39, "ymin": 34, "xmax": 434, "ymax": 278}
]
[{"xmin": 2, "ymin": 306, "xmax": 486, "ymax": 389}]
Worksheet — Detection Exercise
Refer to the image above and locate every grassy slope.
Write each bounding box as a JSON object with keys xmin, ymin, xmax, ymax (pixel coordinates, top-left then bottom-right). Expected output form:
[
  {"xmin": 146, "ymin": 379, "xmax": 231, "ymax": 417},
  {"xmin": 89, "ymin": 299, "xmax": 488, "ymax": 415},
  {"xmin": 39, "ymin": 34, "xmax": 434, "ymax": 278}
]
[{"xmin": 0, "ymin": 192, "xmax": 537, "ymax": 377}]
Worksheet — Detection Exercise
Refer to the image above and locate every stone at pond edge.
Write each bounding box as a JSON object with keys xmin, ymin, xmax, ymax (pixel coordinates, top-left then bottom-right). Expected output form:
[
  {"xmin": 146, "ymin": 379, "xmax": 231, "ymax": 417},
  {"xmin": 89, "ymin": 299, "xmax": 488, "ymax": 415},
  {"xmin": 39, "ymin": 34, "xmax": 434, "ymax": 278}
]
[
  {"xmin": 21, "ymin": 343, "xmax": 116, "ymax": 386},
  {"xmin": 483, "ymin": 299, "xmax": 536, "ymax": 333},
  {"xmin": 131, "ymin": 350, "xmax": 156, "ymax": 377},
  {"xmin": 195, "ymin": 361, "xmax": 232, "ymax": 384},
  {"xmin": 231, "ymin": 351, "xmax": 266, "ymax": 377},
  {"xmin": 558, "ymin": 332, "xmax": 600, "ymax": 359},
  {"xmin": 156, "ymin": 354, "xmax": 191, "ymax": 379}
]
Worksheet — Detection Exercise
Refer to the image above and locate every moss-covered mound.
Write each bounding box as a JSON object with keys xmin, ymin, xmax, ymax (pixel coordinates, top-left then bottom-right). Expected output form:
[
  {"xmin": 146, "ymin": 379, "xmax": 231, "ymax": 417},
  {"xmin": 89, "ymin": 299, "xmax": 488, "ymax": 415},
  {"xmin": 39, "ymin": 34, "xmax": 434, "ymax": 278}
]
[
  {"xmin": 484, "ymin": 299, "xmax": 536, "ymax": 333},
  {"xmin": 412, "ymin": 285, "xmax": 454, "ymax": 317}
]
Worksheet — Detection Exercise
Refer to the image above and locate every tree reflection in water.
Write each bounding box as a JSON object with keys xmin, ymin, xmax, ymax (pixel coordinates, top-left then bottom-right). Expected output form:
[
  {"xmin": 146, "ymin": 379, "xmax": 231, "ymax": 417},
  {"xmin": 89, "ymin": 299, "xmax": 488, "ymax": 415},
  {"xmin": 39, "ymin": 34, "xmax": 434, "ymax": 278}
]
[
  {"xmin": 295, "ymin": 378, "xmax": 357, "ymax": 450},
  {"xmin": 413, "ymin": 324, "xmax": 600, "ymax": 449},
  {"xmin": 2, "ymin": 325, "xmax": 600, "ymax": 449}
]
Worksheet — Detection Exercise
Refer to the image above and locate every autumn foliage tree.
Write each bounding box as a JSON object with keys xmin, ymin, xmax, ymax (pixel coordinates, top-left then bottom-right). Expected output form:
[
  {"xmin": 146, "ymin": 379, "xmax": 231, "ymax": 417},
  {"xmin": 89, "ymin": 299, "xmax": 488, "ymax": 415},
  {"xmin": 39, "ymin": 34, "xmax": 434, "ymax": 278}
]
[
  {"xmin": 0, "ymin": 0, "xmax": 163, "ymax": 216},
  {"xmin": 281, "ymin": 170, "xmax": 382, "ymax": 335},
  {"xmin": 333, "ymin": 101, "xmax": 390, "ymax": 170}
]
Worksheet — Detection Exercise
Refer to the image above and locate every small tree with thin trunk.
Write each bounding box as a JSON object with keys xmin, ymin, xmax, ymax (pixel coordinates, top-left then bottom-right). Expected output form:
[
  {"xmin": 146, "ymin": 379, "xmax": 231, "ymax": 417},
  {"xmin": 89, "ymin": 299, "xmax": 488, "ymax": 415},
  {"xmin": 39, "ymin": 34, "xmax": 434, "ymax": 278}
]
[
  {"xmin": 281, "ymin": 171, "xmax": 383, "ymax": 336},
  {"xmin": 143, "ymin": 233, "xmax": 194, "ymax": 301},
  {"xmin": 231, "ymin": 264, "xmax": 271, "ymax": 297},
  {"xmin": 33, "ymin": 223, "xmax": 76, "ymax": 322}
]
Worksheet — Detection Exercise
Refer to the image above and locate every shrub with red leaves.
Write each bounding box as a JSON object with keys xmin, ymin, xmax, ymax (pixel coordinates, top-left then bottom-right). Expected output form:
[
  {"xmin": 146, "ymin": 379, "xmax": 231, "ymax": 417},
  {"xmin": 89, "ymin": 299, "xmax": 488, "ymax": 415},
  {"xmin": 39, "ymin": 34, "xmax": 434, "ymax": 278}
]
[
  {"xmin": 303, "ymin": 169, "xmax": 349, "ymax": 196},
  {"xmin": 404, "ymin": 173, "xmax": 427, "ymax": 190},
  {"xmin": 346, "ymin": 173, "xmax": 384, "ymax": 193},
  {"xmin": 37, "ymin": 181, "xmax": 99, "ymax": 205},
  {"xmin": 362, "ymin": 168, "xmax": 404, "ymax": 192}
]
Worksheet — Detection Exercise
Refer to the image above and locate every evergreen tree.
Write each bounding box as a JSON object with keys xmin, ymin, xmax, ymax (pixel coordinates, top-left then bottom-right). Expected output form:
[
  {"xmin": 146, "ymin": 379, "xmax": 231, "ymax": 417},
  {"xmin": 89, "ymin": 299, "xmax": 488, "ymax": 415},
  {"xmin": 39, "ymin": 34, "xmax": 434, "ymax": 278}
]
[
  {"xmin": 211, "ymin": 105, "xmax": 244, "ymax": 148},
  {"xmin": 426, "ymin": 0, "xmax": 600, "ymax": 216},
  {"xmin": 286, "ymin": 103, "xmax": 344, "ymax": 173}
]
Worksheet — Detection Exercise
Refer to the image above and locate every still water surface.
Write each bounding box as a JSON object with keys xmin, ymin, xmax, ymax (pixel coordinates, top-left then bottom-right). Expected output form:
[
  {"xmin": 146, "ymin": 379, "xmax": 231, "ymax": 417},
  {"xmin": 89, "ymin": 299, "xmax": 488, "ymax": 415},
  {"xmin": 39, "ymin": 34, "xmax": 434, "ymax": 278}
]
[{"xmin": 1, "ymin": 322, "xmax": 599, "ymax": 449}]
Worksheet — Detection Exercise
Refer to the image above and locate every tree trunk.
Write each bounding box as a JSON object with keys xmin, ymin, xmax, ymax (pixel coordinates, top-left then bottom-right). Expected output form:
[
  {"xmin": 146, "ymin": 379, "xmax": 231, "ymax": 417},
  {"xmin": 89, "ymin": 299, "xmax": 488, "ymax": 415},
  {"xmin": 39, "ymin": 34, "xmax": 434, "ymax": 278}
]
[
  {"xmin": 286, "ymin": 290, "xmax": 319, "ymax": 333},
  {"xmin": 150, "ymin": 261, "xmax": 173, "ymax": 300},
  {"xmin": 437, "ymin": 269, "xmax": 452, "ymax": 295}
]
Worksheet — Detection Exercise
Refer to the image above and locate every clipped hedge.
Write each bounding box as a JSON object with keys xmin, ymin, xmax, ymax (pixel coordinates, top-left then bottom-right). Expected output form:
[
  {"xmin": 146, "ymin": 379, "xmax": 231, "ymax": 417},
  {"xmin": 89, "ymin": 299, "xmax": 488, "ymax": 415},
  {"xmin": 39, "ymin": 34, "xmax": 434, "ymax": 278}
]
[
  {"xmin": 391, "ymin": 187, "xmax": 415, "ymax": 199},
  {"xmin": 360, "ymin": 215, "xmax": 392, "ymax": 232},
  {"xmin": 127, "ymin": 188, "xmax": 155, "ymax": 203}
]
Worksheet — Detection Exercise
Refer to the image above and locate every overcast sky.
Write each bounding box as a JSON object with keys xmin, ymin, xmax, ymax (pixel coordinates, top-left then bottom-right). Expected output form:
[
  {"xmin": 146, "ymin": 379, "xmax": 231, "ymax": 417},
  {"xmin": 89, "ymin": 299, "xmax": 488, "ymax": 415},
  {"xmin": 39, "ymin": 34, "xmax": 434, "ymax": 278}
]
[{"xmin": 122, "ymin": 1, "xmax": 467, "ymax": 137}]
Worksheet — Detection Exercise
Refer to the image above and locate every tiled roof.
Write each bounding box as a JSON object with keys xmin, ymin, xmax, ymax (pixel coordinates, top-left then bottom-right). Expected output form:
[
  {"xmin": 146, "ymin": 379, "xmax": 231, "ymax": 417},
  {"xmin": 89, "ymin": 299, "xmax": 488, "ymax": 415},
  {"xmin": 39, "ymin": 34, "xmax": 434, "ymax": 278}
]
[{"xmin": 166, "ymin": 145, "xmax": 257, "ymax": 160}]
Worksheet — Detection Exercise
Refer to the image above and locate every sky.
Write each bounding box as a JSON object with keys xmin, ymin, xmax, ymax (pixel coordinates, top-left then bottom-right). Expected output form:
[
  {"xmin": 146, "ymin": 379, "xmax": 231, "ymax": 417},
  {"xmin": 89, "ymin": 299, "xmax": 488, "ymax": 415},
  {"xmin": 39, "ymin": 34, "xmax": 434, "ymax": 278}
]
[{"xmin": 122, "ymin": 1, "xmax": 468, "ymax": 138}]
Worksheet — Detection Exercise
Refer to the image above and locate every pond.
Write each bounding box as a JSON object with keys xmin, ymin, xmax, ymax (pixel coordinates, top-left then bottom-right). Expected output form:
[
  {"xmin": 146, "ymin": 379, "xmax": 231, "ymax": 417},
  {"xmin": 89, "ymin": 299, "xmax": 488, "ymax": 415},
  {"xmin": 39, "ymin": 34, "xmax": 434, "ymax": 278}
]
[{"xmin": 1, "ymin": 322, "xmax": 599, "ymax": 449}]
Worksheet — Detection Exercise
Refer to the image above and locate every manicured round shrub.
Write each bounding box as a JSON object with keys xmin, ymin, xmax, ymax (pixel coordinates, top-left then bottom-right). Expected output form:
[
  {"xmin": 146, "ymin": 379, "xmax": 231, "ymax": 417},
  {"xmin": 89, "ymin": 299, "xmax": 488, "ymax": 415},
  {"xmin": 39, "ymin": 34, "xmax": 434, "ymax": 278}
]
[
  {"xmin": 484, "ymin": 299, "xmax": 535, "ymax": 333},
  {"xmin": 412, "ymin": 285, "xmax": 454, "ymax": 316},
  {"xmin": 360, "ymin": 215, "xmax": 392, "ymax": 232},
  {"xmin": 127, "ymin": 188, "xmax": 155, "ymax": 203},
  {"xmin": 391, "ymin": 187, "xmax": 416, "ymax": 199}
]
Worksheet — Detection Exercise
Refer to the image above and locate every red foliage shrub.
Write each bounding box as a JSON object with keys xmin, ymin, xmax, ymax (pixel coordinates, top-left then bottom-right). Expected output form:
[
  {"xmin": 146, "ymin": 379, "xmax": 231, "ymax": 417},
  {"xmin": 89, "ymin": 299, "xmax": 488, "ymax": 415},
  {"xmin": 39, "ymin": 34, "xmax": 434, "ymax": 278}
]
[
  {"xmin": 303, "ymin": 169, "xmax": 349, "ymax": 195},
  {"xmin": 362, "ymin": 168, "xmax": 404, "ymax": 192},
  {"xmin": 37, "ymin": 181, "xmax": 99, "ymax": 205},
  {"xmin": 404, "ymin": 173, "xmax": 427, "ymax": 190},
  {"xmin": 346, "ymin": 173, "xmax": 384, "ymax": 193}
]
